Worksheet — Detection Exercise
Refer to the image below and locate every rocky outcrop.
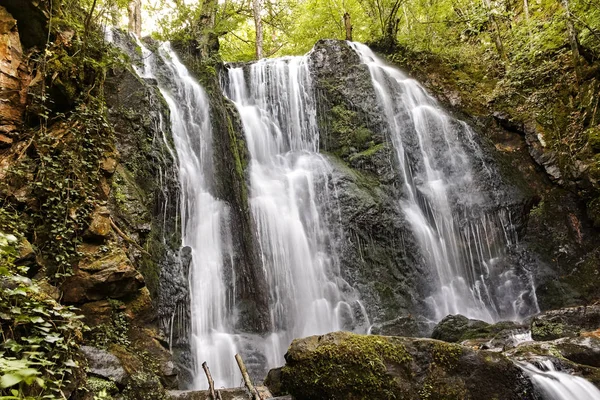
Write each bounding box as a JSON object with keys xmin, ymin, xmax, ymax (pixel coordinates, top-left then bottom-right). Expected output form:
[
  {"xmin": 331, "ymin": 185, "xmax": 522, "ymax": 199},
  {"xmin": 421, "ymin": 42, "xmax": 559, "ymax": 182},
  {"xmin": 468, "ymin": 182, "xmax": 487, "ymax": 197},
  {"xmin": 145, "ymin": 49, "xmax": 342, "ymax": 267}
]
[
  {"xmin": 62, "ymin": 246, "xmax": 145, "ymax": 303},
  {"xmin": 0, "ymin": 6, "xmax": 30, "ymax": 138},
  {"xmin": 531, "ymin": 304, "xmax": 600, "ymax": 341},
  {"xmin": 273, "ymin": 331, "xmax": 534, "ymax": 400},
  {"xmin": 308, "ymin": 40, "xmax": 430, "ymax": 323}
]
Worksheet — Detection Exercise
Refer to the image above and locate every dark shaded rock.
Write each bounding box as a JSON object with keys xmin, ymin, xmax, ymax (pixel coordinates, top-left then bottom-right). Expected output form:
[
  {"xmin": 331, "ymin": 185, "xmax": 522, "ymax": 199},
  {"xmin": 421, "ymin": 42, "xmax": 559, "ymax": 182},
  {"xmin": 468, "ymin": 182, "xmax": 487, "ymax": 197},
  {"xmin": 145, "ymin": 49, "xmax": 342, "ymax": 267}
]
[
  {"xmin": 0, "ymin": 0, "xmax": 48, "ymax": 50},
  {"xmin": 554, "ymin": 336, "xmax": 600, "ymax": 368},
  {"xmin": 81, "ymin": 345, "xmax": 128, "ymax": 385},
  {"xmin": 369, "ymin": 315, "xmax": 433, "ymax": 337},
  {"xmin": 264, "ymin": 367, "xmax": 283, "ymax": 396},
  {"xmin": 280, "ymin": 331, "xmax": 534, "ymax": 400},
  {"xmin": 531, "ymin": 305, "xmax": 600, "ymax": 341}
]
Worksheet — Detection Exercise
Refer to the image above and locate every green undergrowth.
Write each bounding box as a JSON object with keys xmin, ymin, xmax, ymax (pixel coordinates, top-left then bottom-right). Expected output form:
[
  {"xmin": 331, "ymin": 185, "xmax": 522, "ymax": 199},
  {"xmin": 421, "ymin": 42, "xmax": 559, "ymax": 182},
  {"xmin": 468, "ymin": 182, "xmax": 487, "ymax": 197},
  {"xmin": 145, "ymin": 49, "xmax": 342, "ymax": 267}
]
[{"xmin": 0, "ymin": 232, "xmax": 85, "ymax": 398}]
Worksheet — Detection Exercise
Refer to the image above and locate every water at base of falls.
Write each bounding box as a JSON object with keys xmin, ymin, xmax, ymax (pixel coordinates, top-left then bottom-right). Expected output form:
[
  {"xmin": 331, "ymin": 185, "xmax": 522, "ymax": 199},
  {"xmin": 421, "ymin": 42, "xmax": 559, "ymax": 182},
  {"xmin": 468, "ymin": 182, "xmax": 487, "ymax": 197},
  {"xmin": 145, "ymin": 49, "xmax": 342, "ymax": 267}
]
[
  {"xmin": 519, "ymin": 360, "xmax": 600, "ymax": 400},
  {"xmin": 223, "ymin": 56, "xmax": 369, "ymax": 371},
  {"xmin": 350, "ymin": 42, "xmax": 539, "ymax": 323}
]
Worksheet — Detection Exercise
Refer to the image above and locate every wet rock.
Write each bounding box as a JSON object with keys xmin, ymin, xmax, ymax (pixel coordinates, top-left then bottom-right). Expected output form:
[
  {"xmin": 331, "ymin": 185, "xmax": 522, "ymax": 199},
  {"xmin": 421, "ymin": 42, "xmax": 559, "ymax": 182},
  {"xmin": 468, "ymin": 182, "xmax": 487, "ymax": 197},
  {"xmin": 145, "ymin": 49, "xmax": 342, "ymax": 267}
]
[
  {"xmin": 280, "ymin": 331, "xmax": 534, "ymax": 400},
  {"xmin": 264, "ymin": 367, "xmax": 283, "ymax": 396},
  {"xmin": 62, "ymin": 247, "xmax": 145, "ymax": 303},
  {"xmin": 531, "ymin": 304, "xmax": 600, "ymax": 341},
  {"xmin": 431, "ymin": 314, "xmax": 522, "ymax": 343},
  {"xmin": 554, "ymin": 336, "xmax": 600, "ymax": 368},
  {"xmin": 369, "ymin": 315, "xmax": 433, "ymax": 337},
  {"xmin": 85, "ymin": 205, "xmax": 112, "ymax": 239},
  {"xmin": 81, "ymin": 345, "xmax": 128, "ymax": 385}
]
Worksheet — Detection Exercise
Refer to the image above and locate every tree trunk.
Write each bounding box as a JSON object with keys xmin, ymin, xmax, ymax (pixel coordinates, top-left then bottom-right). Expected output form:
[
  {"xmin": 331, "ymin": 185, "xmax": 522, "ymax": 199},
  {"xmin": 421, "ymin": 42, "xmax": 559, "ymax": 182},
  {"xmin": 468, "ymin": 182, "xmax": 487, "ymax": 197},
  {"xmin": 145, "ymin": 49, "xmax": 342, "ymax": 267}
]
[
  {"xmin": 523, "ymin": 0, "xmax": 529, "ymax": 20},
  {"xmin": 127, "ymin": 0, "xmax": 141, "ymax": 36},
  {"xmin": 561, "ymin": 0, "xmax": 581, "ymax": 81},
  {"xmin": 381, "ymin": 0, "xmax": 402, "ymax": 50},
  {"xmin": 482, "ymin": 0, "xmax": 507, "ymax": 60},
  {"xmin": 344, "ymin": 12, "xmax": 353, "ymax": 41},
  {"xmin": 197, "ymin": 0, "xmax": 219, "ymax": 58},
  {"xmin": 253, "ymin": 0, "xmax": 263, "ymax": 59}
]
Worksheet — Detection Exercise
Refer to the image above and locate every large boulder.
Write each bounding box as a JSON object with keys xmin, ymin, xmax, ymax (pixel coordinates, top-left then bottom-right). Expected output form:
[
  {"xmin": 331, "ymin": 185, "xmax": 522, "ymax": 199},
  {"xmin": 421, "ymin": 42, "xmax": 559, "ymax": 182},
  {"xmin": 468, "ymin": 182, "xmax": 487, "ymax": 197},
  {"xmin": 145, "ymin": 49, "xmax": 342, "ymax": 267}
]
[
  {"xmin": 432, "ymin": 314, "xmax": 522, "ymax": 343},
  {"xmin": 531, "ymin": 305, "xmax": 600, "ymax": 341},
  {"xmin": 276, "ymin": 331, "xmax": 534, "ymax": 400},
  {"xmin": 81, "ymin": 345, "xmax": 128, "ymax": 385}
]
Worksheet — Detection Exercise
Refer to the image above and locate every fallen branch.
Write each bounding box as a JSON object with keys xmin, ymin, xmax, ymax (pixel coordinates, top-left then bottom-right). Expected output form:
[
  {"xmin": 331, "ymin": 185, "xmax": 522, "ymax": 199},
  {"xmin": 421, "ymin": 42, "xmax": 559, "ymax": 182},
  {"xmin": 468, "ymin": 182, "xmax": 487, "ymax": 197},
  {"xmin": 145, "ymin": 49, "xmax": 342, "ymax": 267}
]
[
  {"xmin": 202, "ymin": 362, "xmax": 217, "ymax": 400},
  {"xmin": 235, "ymin": 354, "xmax": 261, "ymax": 400}
]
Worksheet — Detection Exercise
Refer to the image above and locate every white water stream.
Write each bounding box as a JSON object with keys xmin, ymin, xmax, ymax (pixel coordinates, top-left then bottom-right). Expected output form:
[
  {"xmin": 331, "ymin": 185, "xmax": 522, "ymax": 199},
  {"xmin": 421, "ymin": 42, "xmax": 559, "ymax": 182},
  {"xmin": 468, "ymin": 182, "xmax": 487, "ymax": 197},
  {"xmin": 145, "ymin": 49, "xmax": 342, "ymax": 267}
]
[
  {"xmin": 351, "ymin": 42, "xmax": 539, "ymax": 323},
  {"xmin": 224, "ymin": 57, "xmax": 369, "ymax": 370},
  {"xmin": 130, "ymin": 40, "xmax": 242, "ymax": 388},
  {"xmin": 519, "ymin": 360, "xmax": 600, "ymax": 400}
]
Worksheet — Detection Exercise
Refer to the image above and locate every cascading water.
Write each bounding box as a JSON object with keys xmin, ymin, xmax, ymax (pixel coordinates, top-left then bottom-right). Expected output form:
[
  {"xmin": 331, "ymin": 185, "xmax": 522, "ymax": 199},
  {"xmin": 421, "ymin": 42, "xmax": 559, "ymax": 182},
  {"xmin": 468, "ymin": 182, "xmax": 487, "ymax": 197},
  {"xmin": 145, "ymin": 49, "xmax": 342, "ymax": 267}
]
[
  {"xmin": 351, "ymin": 42, "xmax": 539, "ymax": 322},
  {"xmin": 129, "ymin": 40, "xmax": 242, "ymax": 388},
  {"xmin": 519, "ymin": 360, "xmax": 600, "ymax": 400},
  {"xmin": 223, "ymin": 57, "xmax": 369, "ymax": 369}
]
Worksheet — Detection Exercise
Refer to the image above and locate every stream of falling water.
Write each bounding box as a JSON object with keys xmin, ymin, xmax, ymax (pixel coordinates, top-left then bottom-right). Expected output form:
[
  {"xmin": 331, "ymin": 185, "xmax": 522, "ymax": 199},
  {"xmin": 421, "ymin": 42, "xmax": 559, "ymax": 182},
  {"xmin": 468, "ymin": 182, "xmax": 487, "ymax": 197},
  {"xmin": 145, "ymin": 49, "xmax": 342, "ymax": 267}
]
[
  {"xmin": 223, "ymin": 57, "xmax": 369, "ymax": 369},
  {"xmin": 351, "ymin": 43, "xmax": 539, "ymax": 322},
  {"xmin": 519, "ymin": 360, "xmax": 600, "ymax": 400},
  {"xmin": 130, "ymin": 40, "xmax": 242, "ymax": 388}
]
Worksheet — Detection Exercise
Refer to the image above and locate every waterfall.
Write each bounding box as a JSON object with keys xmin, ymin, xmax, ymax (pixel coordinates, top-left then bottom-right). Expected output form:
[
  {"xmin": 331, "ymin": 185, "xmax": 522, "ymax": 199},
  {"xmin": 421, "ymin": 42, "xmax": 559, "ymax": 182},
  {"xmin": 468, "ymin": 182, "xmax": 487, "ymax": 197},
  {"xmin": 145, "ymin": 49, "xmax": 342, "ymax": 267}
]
[
  {"xmin": 128, "ymin": 40, "xmax": 242, "ymax": 388},
  {"xmin": 350, "ymin": 42, "xmax": 539, "ymax": 322},
  {"xmin": 223, "ymin": 57, "xmax": 369, "ymax": 369},
  {"xmin": 519, "ymin": 360, "xmax": 600, "ymax": 400}
]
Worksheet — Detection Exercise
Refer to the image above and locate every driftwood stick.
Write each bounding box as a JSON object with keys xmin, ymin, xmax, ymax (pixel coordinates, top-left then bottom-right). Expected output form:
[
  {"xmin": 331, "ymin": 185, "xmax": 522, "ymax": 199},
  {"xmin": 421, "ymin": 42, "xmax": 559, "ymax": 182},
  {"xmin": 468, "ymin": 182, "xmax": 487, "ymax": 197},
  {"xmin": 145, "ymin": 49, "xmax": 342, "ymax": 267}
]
[
  {"xmin": 235, "ymin": 353, "xmax": 261, "ymax": 400},
  {"xmin": 216, "ymin": 391, "xmax": 223, "ymax": 400},
  {"xmin": 202, "ymin": 361, "xmax": 216, "ymax": 400}
]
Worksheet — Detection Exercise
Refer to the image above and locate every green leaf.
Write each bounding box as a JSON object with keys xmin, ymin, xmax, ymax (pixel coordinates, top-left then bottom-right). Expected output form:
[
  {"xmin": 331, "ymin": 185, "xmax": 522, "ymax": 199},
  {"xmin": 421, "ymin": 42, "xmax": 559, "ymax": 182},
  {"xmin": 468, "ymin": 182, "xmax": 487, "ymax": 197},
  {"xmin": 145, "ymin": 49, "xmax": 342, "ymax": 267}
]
[{"xmin": 0, "ymin": 373, "xmax": 22, "ymax": 388}]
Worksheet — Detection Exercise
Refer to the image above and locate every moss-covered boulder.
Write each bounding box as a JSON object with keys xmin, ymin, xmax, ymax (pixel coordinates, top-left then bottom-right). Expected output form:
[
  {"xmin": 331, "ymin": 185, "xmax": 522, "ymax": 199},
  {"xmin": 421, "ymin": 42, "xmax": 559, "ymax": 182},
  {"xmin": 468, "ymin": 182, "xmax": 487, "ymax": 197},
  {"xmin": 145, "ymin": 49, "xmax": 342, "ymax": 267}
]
[
  {"xmin": 432, "ymin": 314, "xmax": 523, "ymax": 343},
  {"xmin": 276, "ymin": 331, "xmax": 534, "ymax": 400}
]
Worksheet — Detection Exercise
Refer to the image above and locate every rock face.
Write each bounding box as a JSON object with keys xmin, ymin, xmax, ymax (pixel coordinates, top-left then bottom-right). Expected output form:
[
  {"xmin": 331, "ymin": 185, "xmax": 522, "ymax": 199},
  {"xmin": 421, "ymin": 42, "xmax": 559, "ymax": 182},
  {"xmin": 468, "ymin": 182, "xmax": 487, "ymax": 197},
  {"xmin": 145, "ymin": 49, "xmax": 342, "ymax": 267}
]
[
  {"xmin": 275, "ymin": 331, "xmax": 534, "ymax": 400},
  {"xmin": 531, "ymin": 304, "xmax": 600, "ymax": 341},
  {"xmin": 308, "ymin": 40, "xmax": 430, "ymax": 323},
  {"xmin": 0, "ymin": 6, "xmax": 30, "ymax": 137},
  {"xmin": 62, "ymin": 247, "xmax": 145, "ymax": 303}
]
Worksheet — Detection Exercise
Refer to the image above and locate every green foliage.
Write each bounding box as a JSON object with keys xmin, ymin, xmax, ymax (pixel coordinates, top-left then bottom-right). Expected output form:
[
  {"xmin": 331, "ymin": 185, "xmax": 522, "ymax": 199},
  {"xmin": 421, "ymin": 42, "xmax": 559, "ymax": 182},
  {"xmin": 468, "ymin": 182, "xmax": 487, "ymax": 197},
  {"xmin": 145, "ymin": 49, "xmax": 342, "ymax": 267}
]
[
  {"xmin": 0, "ymin": 0, "xmax": 123, "ymax": 280},
  {"xmin": 0, "ymin": 232, "xmax": 85, "ymax": 399},
  {"xmin": 88, "ymin": 300, "xmax": 131, "ymax": 349}
]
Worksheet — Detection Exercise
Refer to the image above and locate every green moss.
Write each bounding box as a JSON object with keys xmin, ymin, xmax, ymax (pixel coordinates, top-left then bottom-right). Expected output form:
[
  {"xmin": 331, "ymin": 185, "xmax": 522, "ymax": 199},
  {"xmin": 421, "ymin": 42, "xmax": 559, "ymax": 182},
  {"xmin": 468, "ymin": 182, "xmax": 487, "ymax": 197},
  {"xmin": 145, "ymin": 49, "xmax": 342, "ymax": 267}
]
[
  {"xmin": 282, "ymin": 333, "xmax": 413, "ymax": 399},
  {"xmin": 86, "ymin": 376, "xmax": 119, "ymax": 398},
  {"xmin": 432, "ymin": 342, "xmax": 463, "ymax": 370},
  {"xmin": 328, "ymin": 105, "xmax": 375, "ymax": 157},
  {"xmin": 586, "ymin": 126, "xmax": 600, "ymax": 152}
]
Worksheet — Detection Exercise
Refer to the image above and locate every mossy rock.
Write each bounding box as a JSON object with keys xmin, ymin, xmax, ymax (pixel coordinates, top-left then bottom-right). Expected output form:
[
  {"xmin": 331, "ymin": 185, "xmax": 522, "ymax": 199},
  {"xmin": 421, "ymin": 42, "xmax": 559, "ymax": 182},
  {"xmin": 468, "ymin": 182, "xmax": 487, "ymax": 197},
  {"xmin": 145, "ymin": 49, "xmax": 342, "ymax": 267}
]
[
  {"xmin": 432, "ymin": 314, "xmax": 522, "ymax": 343},
  {"xmin": 531, "ymin": 305, "xmax": 600, "ymax": 341},
  {"xmin": 278, "ymin": 331, "xmax": 534, "ymax": 400}
]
